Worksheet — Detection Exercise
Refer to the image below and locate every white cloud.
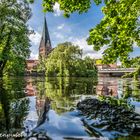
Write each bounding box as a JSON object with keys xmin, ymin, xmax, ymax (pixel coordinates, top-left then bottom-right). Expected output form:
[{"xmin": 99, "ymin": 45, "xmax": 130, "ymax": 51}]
[
  {"xmin": 30, "ymin": 52, "xmax": 38, "ymax": 60},
  {"xmin": 52, "ymin": 23, "xmax": 72, "ymax": 44},
  {"xmin": 29, "ymin": 30, "xmax": 41, "ymax": 46},
  {"xmin": 133, "ymin": 42, "xmax": 139, "ymax": 48},
  {"xmin": 28, "ymin": 28, "xmax": 41, "ymax": 60},
  {"xmin": 52, "ymin": 33, "xmax": 105, "ymax": 59},
  {"xmin": 53, "ymin": 3, "xmax": 63, "ymax": 16},
  {"xmin": 53, "ymin": 32, "xmax": 64, "ymax": 39},
  {"xmin": 72, "ymin": 37, "xmax": 105, "ymax": 59},
  {"xmin": 57, "ymin": 24, "xmax": 65, "ymax": 30}
]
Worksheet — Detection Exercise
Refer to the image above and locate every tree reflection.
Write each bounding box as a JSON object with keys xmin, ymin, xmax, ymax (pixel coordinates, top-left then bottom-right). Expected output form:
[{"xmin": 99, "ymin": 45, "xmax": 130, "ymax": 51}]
[
  {"xmin": 35, "ymin": 77, "xmax": 97, "ymax": 114},
  {"xmin": 132, "ymin": 80, "xmax": 140, "ymax": 99},
  {"xmin": 123, "ymin": 79, "xmax": 140, "ymax": 100},
  {"xmin": 96, "ymin": 78, "xmax": 140, "ymax": 111},
  {"xmin": 26, "ymin": 77, "xmax": 139, "ymax": 116},
  {"xmin": 0, "ymin": 77, "xmax": 29, "ymax": 134}
]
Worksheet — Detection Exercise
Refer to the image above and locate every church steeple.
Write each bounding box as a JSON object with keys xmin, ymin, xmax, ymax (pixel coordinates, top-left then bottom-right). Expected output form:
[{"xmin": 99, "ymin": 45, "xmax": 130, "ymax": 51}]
[
  {"xmin": 42, "ymin": 16, "xmax": 51, "ymax": 46},
  {"xmin": 39, "ymin": 16, "xmax": 52, "ymax": 58}
]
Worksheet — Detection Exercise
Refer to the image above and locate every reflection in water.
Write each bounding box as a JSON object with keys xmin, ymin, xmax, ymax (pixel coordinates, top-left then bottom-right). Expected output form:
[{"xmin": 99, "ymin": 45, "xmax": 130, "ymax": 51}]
[
  {"xmin": 124, "ymin": 80, "xmax": 140, "ymax": 115},
  {"xmin": 96, "ymin": 77, "xmax": 118, "ymax": 97},
  {"xmin": 0, "ymin": 77, "xmax": 29, "ymax": 135},
  {"xmin": 25, "ymin": 79, "xmax": 37, "ymax": 96},
  {"xmin": 97, "ymin": 78, "xmax": 140, "ymax": 115},
  {"xmin": 23, "ymin": 96, "xmax": 38, "ymax": 136},
  {"xmin": 0, "ymin": 77, "xmax": 140, "ymax": 139},
  {"xmin": 43, "ymin": 77, "xmax": 97, "ymax": 113},
  {"xmin": 29, "ymin": 77, "xmax": 98, "ymax": 139},
  {"xmin": 32, "ymin": 110, "xmax": 90, "ymax": 140}
]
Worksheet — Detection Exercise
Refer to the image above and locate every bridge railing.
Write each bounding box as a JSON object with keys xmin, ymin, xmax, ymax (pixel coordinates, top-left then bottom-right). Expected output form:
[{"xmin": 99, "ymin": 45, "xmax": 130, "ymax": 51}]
[{"xmin": 99, "ymin": 68, "xmax": 136, "ymax": 72}]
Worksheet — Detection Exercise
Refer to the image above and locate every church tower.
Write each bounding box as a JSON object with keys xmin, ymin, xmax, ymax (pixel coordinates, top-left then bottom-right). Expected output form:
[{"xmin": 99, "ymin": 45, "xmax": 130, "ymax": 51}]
[{"xmin": 39, "ymin": 17, "xmax": 52, "ymax": 58}]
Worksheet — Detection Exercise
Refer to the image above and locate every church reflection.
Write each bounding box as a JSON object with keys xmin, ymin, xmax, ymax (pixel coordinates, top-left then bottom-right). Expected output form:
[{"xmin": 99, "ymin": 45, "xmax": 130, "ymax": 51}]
[
  {"xmin": 24, "ymin": 78, "xmax": 46, "ymax": 123},
  {"xmin": 25, "ymin": 79, "xmax": 37, "ymax": 96}
]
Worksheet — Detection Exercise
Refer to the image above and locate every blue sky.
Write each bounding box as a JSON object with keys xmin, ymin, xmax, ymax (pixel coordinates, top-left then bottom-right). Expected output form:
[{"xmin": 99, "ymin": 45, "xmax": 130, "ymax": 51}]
[{"xmin": 28, "ymin": 1, "xmax": 140, "ymax": 60}]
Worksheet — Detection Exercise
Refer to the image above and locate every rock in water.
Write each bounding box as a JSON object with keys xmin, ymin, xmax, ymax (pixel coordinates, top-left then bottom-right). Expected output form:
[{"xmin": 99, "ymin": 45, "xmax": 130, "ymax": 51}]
[{"xmin": 77, "ymin": 98, "xmax": 140, "ymax": 139}]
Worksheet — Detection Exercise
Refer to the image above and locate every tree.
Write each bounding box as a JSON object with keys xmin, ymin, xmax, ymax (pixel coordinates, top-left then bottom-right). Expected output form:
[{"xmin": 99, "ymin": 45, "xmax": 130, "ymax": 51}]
[
  {"xmin": 0, "ymin": 0, "xmax": 32, "ymax": 76},
  {"xmin": 122, "ymin": 56, "xmax": 140, "ymax": 79},
  {"xmin": 30, "ymin": 0, "xmax": 140, "ymax": 66},
  {"xmin": 45, "ymin": 42, "xmax": 97, "ymax": 77},
  {"xmin": 4, "ymin": 56, "xmax": 26, "ymax": 76},
  {"xmin": 45, "ymin": 42, "xmax": 82, "ymax": 76},
  {"xmin": 130, "ymin": 57, "xmax": 140, "ymax": 68}
]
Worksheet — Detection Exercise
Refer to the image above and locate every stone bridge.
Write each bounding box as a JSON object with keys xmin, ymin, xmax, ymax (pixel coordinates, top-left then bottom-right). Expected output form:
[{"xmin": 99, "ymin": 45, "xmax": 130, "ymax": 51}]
[{"xmin": 98, "ymin": 68, "xmax": 136, "ymax": 77}]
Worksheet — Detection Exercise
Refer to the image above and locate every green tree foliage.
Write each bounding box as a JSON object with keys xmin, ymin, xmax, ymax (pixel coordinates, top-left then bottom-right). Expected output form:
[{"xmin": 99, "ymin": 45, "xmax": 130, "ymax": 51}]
[
  {"xmin": 87, "ymin": 0, "xmax": 140, "ymax": 66},
  {"xmin": 122, "ymin": 56, "xmax": 140, "ymax": 79},
  {"xmin": 0, "ymin": 0, "xmax": 32, "ymax": 76},
  {"xmin": 45, "ymin": 42, "xmax": 97, "ymax": 77},
  {"xmin": 37, "ymin": 57, "xmax": 46, "ymax": 73},
  {"xmin": 4, "ymin": 57, "xmax": 26, "ymax": 76},
  {"xmin": 130, "ymin": 57, "xmax": 140, "ymax": 79},
  {"xmin": 129, "ymin": 57, "xmax": 140, "ymax": 68},
  {"xmin": 29, "ymin": 0, "xmax": 106, "ymax": 17}
]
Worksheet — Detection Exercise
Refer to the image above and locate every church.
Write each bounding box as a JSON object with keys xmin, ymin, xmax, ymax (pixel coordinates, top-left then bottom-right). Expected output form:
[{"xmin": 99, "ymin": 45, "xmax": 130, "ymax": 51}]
[{"xmin": 26, "ymin": 17, "xmax": 52, "ymax": 72}]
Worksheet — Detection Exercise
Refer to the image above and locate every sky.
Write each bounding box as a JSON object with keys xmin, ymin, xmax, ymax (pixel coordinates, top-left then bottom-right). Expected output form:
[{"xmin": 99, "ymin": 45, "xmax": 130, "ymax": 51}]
[{"xmin": 28, "ymin": 1, "xmax": 140, "ymax": 60}]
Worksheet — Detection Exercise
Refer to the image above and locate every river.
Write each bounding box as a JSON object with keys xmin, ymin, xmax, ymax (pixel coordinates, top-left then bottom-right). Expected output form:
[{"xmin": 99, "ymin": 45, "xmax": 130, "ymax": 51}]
[{"xmin": 0, "ymin": 77, "xmax": 140, "ymax": 140}]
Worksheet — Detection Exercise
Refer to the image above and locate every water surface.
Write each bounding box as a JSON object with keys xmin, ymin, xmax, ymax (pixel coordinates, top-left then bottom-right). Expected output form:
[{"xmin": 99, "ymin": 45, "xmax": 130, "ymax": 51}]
[{"xmin": 0, "ymin": 77, "xmax": 140, "ymax": 140}]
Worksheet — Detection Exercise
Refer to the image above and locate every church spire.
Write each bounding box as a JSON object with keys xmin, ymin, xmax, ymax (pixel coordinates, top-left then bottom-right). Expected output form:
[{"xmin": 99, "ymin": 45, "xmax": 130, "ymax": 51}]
[
  {"xmin": 39, "ymin": 16, "xmax": 52, "ymax": 58},
  {"xmin": 42, "ymin": 16, "xmax": 51, "ymax": 46}
]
